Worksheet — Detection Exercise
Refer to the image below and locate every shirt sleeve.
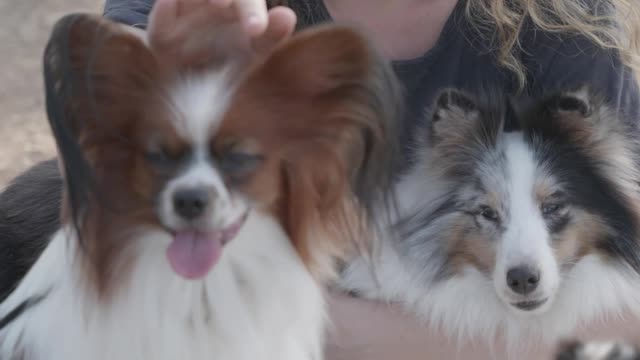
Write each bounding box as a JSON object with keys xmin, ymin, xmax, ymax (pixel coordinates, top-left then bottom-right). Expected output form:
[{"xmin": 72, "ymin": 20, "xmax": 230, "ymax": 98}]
[
  {"xmin": 103, "ymin": 0, "xmax": 155, "ymax": 29},
  {"xmin": 522, "ymin": 28, "xmax": 640, "ymax": 124}
]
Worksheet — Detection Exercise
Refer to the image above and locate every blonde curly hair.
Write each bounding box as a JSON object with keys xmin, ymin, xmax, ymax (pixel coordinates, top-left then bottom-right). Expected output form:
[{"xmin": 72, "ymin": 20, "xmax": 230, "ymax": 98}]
[
  {"xmin": 269, "ymin": 0, "xmax": 640, "ymax": 90},
  {"xmin": 464, "ymin": 0, "xmax": 640, "ymax": 89}
]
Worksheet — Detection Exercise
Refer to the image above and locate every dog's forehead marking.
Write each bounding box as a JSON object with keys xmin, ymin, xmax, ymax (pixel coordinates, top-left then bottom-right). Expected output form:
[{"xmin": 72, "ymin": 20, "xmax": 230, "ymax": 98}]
[
  {"xmin": 169, "ymin": 68, "xmax": 235, "ymax": 145},
  {"xmin": 473, "ymin": 147, "xmax": 508, "ymax": 199},
  {"xmin": 500, "ymin": 133, "xmax": 545, "ymax": 255},
  {"xmin": 503, "ymin": 133, "xmax": 537, "ymax": 212}
]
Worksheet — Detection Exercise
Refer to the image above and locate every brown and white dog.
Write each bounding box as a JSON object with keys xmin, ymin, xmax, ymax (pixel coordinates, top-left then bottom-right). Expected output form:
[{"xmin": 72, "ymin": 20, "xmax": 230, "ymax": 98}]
[{"xmin": 0, "ymin": 8, "xmax": 401, "ymax": 360}]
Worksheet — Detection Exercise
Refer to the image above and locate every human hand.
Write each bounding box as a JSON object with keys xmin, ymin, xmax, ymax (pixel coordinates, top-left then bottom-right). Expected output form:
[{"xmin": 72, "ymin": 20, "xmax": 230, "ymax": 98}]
[
  {"xmin": 325, "ymin": 291, "xmax": 513, "ymax": 360},
  {"xmin": 325, "ymin": 291, "xmax": 640, "ymax": 360},
  {"xmin": 147, "ymin": 0, "xmax": 296, "ymax": 67}
]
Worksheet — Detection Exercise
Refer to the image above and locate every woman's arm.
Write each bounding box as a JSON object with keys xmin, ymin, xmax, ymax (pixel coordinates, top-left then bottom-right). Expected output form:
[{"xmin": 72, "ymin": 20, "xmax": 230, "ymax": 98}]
[
  {"xmin": 103, "ymin": 0, "xmax": 155, "ymax": 28},
  {"xmin": 326, "ymin": 292, "xmax": 640, "ymax": 360},
  {"xmin": 325, "ymin": 292, "xmax": 513, "ymax": 360}
]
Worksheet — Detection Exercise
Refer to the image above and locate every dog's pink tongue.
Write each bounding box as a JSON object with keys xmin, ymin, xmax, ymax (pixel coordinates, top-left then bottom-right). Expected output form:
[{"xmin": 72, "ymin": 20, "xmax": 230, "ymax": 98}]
[{"xmin": 167, "ymin": 231, "xmax": 222, "ymax": 280}]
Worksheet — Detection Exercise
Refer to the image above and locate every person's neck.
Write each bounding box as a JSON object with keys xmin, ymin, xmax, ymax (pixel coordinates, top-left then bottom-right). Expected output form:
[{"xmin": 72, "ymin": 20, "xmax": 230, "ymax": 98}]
[{"xmin": 323, "ymin": 0, "xmax": 459, "ymax": 61}]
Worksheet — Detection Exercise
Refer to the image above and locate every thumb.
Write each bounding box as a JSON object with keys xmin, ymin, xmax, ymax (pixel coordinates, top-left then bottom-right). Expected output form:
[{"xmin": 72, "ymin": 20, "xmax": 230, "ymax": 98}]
[{"xmin": 250, "ymin": 6, "xmax": 297, "ymax": 55}]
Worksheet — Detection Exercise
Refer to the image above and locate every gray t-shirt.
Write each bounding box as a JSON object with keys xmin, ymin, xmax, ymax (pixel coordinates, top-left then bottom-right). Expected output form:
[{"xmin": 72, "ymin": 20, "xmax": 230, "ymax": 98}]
[{"xmin": 105, "ymin": 0, "xmax": 639, "ymax": 170}]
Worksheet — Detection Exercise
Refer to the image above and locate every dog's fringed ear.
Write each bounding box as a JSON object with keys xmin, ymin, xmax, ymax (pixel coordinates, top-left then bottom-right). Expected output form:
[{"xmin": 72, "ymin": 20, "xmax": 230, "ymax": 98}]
[
  {"xmin": 295, "ymin": 26, "xmax": 401, "ymax": 275},
  {"xmin": 433, "ymin": 89, "xmax": 479, "ymax": 120},
  {"xmin": 255, "ymin": 25, "xmax": 394, "ymax": 99},
  {"xmin": 231, "ymin": 25, "xmax": 404, "ymax": 278},
  {"xmin": 251, "ymin": 24, "xmax": 404, "ymax": 214},
  {"xmin": 429, "ymin": 89, "xmax": 481, "ymax": 143},
  {"xmin": 543, "ymin": 87, "xmax": 593, "ymax": 119},
  {"xmin": 535, "ymin": 86, "xmax": 623, "ymax": 143},
  {"xmin": 44, "ymin": 13, "xmax": 158, "ymax": 147},
  {"xmin": 43, "ymin": 13, "xmax": 158, "ymax": 227}
]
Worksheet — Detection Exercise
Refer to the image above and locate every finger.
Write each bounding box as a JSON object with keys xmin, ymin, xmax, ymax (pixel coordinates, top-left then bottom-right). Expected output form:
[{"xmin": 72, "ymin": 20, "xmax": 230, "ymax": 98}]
[
  {"xmin": 208, "ymin": 0, "xmax": 232, "ymax": 6},
  {"xmin": 168, "ymin": 8, "xmax": 224, "ymax": 48},
  {"xmin": 147, "ymin": 0, "xmax": 179, "ymax": 45},
  {"xmin": 251, "ymin": 6, "xmax": 296, "ymax": 53},
  {"xmin": 149, "ymin": 7, "xmax": 213, "ymax": 57},
  {"xmin": 151, "ymin": 0, "xmax": 232, "ymax": 52},
  {"xmin": 165, "ymin": 8, "xmax": 246, "ymax": 66},
  {"xmin": 176, "ymin": 0, "xmax": 208, "ymax": 17},
  {"xmin": 234, "ymin": 0, "xmax": 269, "ymax": 36}
]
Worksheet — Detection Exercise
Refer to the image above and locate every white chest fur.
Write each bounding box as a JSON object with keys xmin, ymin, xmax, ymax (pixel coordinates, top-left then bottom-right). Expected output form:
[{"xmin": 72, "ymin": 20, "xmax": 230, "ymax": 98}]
[{"xmin": 0, "ymin": 212, "xmax": 326, "ymax": 360}]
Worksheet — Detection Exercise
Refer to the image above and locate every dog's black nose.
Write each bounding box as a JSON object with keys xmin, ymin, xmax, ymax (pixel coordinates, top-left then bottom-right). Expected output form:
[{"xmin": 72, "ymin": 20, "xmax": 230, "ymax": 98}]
[
  {"xmin": 173, "ymin": 189, "xmax": 209, "ymax": 220},
  {"xmin": 506, "ymin": 266, "xmax": 540, "ymax": 295}
]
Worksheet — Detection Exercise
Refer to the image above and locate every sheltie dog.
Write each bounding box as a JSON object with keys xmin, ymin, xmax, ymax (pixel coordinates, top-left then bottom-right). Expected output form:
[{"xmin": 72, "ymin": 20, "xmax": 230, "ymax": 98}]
[
  {"xmin": 339, "ymin": 87, "xmax": 640, "ymax": 353},
  {"xmin": 556, "ymin": 339, "xmax": 640, "ymax": 360},
  {"xmin": 0, "ymin": 11, "xmax": 401, "ymax": 360}
]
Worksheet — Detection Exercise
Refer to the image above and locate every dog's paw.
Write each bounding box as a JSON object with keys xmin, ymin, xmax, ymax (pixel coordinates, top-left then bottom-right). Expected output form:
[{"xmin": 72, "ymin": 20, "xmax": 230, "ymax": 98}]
[{"xmin": 555, "ymin": 340, "xmax": 640, "ymax": 360}]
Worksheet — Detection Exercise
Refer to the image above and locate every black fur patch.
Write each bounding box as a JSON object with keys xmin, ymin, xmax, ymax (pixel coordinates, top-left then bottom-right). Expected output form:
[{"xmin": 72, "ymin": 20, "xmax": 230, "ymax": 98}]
[
  {"xmin": 394, "ymin": 192, "xmax": 460, "ymax": 280},
  {"xmin": 0, "ymin": 160, "xmax": 61, "ymax": 302},
  {"xmin": 556, "ymin": 340, "xmax": 640, "ymax": 360},
  {"xmin": 523, "ymin": 93, "xmax": 640, "ymax": 272},
  {"xmin": 395, "ymin": 193, "xmax": 460, "ymax": 241},
  {"xmin": 0, "ymin": 293, "xmax": 49, "ymax": 330},
  {"xmin": 42, "ymin": 13, "xmax": 100, "ymax": 242},
  {"xmin": 351, "ymin": 46, "xmax": 406, "ymax": 240}
]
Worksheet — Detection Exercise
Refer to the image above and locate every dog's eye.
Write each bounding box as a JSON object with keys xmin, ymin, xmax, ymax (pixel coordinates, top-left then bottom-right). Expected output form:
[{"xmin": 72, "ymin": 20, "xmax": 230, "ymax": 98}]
[
  {"xmin": 541, "ymin": 192, "xmax": 568, "ymax": 216},
  {"xmin": 479, "ymin": 206, "xmax": 499, "ymax": 222},
  {"xmin": 145, "ymin": 145, "xmax": 187, "ymax": 167},
  {"xmin": 219, "ymin": 152, "xmax": 263, "ymax": 178},
  {"xmin": 146, "ymin": 147, "xmax": 171, "ymax": 163},
  {"xmin": 216, "ymin": 138, "xmax": 264, "ymax": 180},
  {"xmin": 541, "ymin": 202, "xmax": 565, "ymax": 216}
]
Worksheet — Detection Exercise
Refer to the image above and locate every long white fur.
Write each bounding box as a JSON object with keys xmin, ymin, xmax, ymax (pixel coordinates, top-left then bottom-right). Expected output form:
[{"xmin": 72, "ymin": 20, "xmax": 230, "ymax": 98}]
[
  {"xmin": 170, "ymin": 69, "xmax": 235, "ymax": 144},
  {"xmin": 0, "ymin": 213, "xmax": 325, "ymax": 360},
  {"xmin": 339, "ymin": 131, "xmax": 640, "ymax": 355},
  {"xmin": 493, "ymin": 134, "xmax": 559, "ymax": 314},
  {"xmin": 0, "ymin": 71, "xmax": 326, "ymax": 360}
]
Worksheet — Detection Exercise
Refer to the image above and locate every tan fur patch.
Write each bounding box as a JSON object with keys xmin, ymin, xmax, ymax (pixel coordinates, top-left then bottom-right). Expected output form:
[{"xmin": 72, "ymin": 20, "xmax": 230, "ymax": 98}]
[
  {"xmin": 446, "ymin": 220, "xmax": 496, "ymax": 276},
  {"xmin": 551, "ymin": 211, "xmax": 606, "ymax": 267},
  {"xmin": 534, "ymin": 175, "xmax": 559, "ymax": 204},
  {"xmin": 214, "ymin": 25, "xmax": 395, "ymax": 281}
]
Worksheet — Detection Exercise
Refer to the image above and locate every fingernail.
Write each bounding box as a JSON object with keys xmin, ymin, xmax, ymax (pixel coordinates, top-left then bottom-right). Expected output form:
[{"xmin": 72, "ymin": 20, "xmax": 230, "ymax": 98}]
[{"xmin": 244, "ymin": 15, "xmax": 265, "ymax": 35}]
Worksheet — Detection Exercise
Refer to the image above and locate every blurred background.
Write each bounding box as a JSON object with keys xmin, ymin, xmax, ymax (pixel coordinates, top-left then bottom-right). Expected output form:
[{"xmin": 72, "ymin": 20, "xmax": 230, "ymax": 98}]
[{"xmin": 0, "ymin": 0, "xmax": 101, "ymax": 185}]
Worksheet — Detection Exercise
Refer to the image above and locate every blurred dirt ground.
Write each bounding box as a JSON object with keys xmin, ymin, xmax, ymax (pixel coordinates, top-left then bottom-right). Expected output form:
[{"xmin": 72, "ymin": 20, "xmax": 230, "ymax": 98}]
[{"xmin": 0, "ymin": 0, "xmax": 101, "ymax": 185}]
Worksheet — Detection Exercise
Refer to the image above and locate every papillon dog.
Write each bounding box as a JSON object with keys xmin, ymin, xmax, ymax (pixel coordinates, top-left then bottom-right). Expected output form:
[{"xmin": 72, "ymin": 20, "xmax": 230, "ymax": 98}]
[
  {"xmin": 338, "ymin": 87, "xmax": 640, "ymax": 355},
  {"xmin": 0, "ymin": 12, "xmax": 401, "ymax": 360}
]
